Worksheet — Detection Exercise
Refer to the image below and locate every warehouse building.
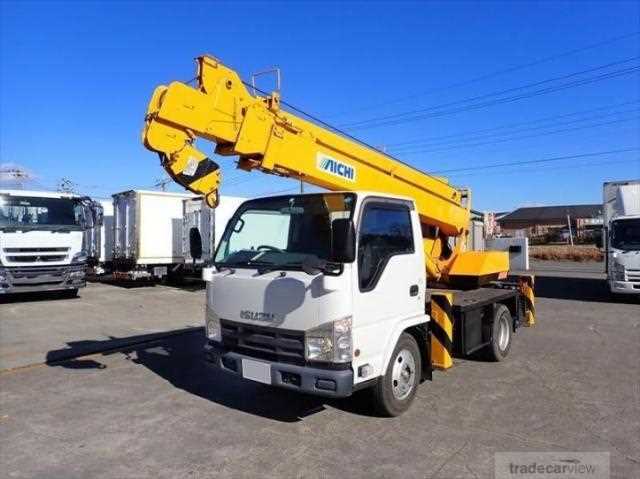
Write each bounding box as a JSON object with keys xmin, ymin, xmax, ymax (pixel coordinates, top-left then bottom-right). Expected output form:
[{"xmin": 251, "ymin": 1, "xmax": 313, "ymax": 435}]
[{"xmin": 496, "ymin": 204, "xmax": 603, "ymax": 242}]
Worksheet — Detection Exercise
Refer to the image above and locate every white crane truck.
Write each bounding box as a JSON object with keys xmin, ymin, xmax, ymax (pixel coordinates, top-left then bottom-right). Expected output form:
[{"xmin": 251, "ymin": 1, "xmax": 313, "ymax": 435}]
[{"xmin": 140, "ymin": 56, "xmax": 535, "ymax": 415}]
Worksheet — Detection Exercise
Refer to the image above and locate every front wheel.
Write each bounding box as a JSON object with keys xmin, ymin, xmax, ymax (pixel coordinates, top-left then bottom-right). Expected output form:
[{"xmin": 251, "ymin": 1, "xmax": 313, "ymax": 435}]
[{"xmin": 371, "ymin": 332, "xmax": 422, "ymax": 417}]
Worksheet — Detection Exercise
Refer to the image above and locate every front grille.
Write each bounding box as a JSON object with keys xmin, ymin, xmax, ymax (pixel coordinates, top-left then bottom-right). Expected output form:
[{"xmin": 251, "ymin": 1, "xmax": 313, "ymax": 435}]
[
  {"xmin": 8, "ymin": 265, "xmax": 74, "ymax": 277},
  {"xmin": 221, "ymin": 319, "xmax": 305, "ymax": 365},
  {"xmin": 627, "ymin": 269, "xmax": 640, "ymax": 282},
  {"xmin": 7, "ymin": 255, "xmax": 67, "ymax": 263},
  {"xmin": 3, "ymin": 247, "xmax": 69, "ymax": 253}
]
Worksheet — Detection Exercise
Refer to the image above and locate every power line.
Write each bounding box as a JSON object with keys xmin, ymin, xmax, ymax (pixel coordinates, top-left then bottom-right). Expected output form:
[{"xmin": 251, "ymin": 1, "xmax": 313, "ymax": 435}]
[
  {"xmin": 449, "ymin": 157, "xmax": 639, "ymax": 179},
  {"xmin": 384, "ymin": 99, "xmax": 640, "ymax": 149},
  {"xmin": 430, "ymin": 147, "xmax": 639, "ymax": 175},
  {"xmin": 349, "ymin": 66, "xmax": 640, "ymax": 130},
  {"xmin": 342, "ymin": 57, "xmax": 640, "ymax": 130},
  {"xmin": 325, "ymin": 31, "xmax": 640, "ymax": 119},
  {"xmin": 392, "ymin": 115, "xmax": 640, "ymax": 156}
]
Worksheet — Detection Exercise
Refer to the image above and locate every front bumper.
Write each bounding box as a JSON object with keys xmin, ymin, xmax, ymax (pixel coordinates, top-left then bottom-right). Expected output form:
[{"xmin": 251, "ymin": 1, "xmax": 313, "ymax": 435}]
[
  {"xmin": 609, "ymin": 280, "xmax": 640, "ymax": 294},
  {"xmin": 204, "ymin": 342, "xmax": 354, "ymax": 398},
  {"xmin": 0, "ymin": 264, "xmax": 86, "ymax": 294}
]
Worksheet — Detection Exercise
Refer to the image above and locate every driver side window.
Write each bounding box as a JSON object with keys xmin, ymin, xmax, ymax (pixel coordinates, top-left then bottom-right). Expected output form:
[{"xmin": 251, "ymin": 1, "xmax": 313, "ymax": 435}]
[{"xmin": 358, "ymin": 202, "xmax": 414, "ymax": 291}]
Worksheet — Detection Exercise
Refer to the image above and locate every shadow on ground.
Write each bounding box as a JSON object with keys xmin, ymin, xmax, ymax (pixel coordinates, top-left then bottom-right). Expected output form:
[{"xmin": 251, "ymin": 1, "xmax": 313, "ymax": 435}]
[
  {"xmin": 47, "ymin": 329, "xmax": 376, "ymax": 422},
  {"xmin": 45, "ymin": 327, "xmax": 201, "ymax": 363},
  {"xmin": 91, "ymin": 275, "xmax": 205, "ymax": 291},
  {"xmin": 0, "ymin": 289, "xmax": 80, "ymax": 304},
  {"xmin": 534, "ymin": 275, "xmax": 640, "ymax": 304},
  {"xmin": 91, "ymin": 275, "xmax": 157, "ymax": 289}
]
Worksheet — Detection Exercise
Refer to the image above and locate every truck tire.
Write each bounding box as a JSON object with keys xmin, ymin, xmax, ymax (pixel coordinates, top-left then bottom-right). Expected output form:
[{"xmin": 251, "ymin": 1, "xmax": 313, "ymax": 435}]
[
  {"xmin": 372, "ymin": 332, "xmax": 422, "ymax": 417},
  {"xmin": 484, "ymin": 304, "xmax": 512, "ymax": 361}
]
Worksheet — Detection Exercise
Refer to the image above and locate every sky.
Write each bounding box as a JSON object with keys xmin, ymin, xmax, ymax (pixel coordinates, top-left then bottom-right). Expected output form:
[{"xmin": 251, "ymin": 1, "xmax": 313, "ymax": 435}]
[{"xmin": 1, "ymin": 0, "xmax": 639, "ymax": 211}]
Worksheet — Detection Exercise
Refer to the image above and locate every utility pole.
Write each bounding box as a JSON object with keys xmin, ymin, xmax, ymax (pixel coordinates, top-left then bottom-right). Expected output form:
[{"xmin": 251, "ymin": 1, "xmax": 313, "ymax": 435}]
[
  {"xmin": 566, "ymin": 214, "xmax": 574, "ymax": 246},
  {"xmin": 153, "ymin": 178, "xmax": 172, "ymax": 191},
  {"xmin": 0, "ymin": 167, "xmax": 32, "ymax": 189},
  {"xmin": 57, "ymin": 177, "xmax": 77, "ymax": 193}
]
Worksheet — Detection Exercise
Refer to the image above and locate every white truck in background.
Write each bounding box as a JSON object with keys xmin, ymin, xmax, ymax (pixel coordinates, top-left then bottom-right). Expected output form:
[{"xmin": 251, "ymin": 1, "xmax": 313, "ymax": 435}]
[
  {"xmin": 182, "ymin": 195, "xmax": 245, "ymax": 267},
  {"xmin": 97, "ymin": 199, "xmax": 114, "ymax": 272},
  {"xmin": 85, "ymin": 199, "xmax": 114, "ymax": 275},
  {"xmin": 0, "ymin": 189, "xmax": 99, "ymax": 296},
  {"xmin": 112, "ymin": 189, "xmax": 196, "ymax": 280},
  {"xmin": 110, "ymin": 190, "xmax": 244, "ymax": 281},
  {"xmin": 602, "ymin": 180, "xmax": 640, "ymax": 295}
]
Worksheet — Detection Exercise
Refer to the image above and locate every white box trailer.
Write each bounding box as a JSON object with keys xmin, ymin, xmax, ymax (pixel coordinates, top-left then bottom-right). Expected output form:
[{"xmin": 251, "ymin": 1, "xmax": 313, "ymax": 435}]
[
  {"xmin": 83, "ymin": 198, "xmax": 114, "ymax": 275},
  {"xmin": 99, "ymin": 199, "xmax": 114, "ymax": 265},
  {"xmin": 112, "ymin": 190, "xmax": 196, "ymax": 280},
  {"xmin": 182, "ymin": 195, "xmax": 245, "ymax": 264},
  {"xmin": 182, "ymin": 197, "xmax": 212, "ymax": 265}
]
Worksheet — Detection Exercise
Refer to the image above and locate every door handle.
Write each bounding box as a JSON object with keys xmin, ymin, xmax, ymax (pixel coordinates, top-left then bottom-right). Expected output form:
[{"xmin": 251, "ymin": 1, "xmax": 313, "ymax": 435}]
[{"xmin": 409, "ymin": 284, "xmax": 419, "ymax": 297}]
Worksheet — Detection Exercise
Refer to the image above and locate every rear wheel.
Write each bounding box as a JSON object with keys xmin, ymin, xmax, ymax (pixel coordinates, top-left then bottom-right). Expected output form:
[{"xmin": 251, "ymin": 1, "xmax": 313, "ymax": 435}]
[
  {"xmin": 371, "ymin": 332, "xmax": 422, "ymax": 417},
  {"xmin": 484, "ymin": 304, "xmax": 512, "ymax": 361}
]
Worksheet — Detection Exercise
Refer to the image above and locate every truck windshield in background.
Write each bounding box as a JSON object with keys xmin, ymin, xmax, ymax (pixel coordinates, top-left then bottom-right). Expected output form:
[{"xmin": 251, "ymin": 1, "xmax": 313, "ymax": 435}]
[
  {"xmin": 214, "ymin": 193, "xmax": 356, "ymax": 269},
  {"xmin": 0, "ymin": 195, "xmax": 86, "ymax": 231},
  {"xmin": 611, "ymin": 218, "xmax": 640, "ymax": 251}
]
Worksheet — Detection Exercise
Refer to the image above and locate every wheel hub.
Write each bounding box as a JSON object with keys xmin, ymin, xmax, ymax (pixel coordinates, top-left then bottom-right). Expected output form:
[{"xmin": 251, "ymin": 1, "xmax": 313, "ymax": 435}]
[
  {"xmin": 498, "ymin": 314, "xmax": 510, "ymax": 351},
  {"xmin": 391, "ymin": 349, "xmax": 416, "ymax": 400}
]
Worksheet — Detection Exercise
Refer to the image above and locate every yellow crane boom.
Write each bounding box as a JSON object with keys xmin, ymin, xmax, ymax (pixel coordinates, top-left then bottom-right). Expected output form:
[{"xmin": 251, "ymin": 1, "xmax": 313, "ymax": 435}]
[{"xmin": 142, "ymin": 55, "xmax": 507, "ymax": 284}]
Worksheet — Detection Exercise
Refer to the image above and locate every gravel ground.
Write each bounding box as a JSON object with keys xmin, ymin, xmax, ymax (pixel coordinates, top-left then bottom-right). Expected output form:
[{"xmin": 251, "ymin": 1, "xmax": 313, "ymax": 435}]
[{"xmin": 0, "ymin": 263, "xmax": 638, "ymax": 478}]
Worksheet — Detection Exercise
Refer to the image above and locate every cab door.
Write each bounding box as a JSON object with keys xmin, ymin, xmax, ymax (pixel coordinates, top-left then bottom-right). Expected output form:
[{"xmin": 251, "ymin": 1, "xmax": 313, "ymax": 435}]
[{"xmin": 351, "ymin": 198, "xmax": 425, "ymax": 379}]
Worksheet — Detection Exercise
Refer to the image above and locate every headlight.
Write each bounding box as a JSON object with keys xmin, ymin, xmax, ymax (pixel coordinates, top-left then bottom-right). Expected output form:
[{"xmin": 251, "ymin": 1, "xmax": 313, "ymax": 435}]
[
  {"xmin": 612, "ymin": 262, "xmax": 626, "ymax": 281},
  {"xmin": 305, "ymin": 316, "xmax": 352, "ymax": 363},
  {"xmin": 71, "ymin": 251, "xmax": 88, "ymax": 263},
  {"xmin": 205, "ymin": 306, "xmax": 221, "ymax": 342},
  {"xmin": 69, "ymin": 270, "xmax": 85, "ymax": 279}
]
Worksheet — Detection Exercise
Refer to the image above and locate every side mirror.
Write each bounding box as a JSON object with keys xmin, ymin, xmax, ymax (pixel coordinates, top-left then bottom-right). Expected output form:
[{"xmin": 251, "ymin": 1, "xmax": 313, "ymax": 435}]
[{"xmin": 331, "ymin": 218, "xmax": 356, "ymax": 263}]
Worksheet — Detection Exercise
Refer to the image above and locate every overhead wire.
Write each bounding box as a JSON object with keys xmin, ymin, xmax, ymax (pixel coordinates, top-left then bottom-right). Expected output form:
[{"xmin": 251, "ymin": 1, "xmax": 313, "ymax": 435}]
[
  {"xmin": 449, "ymin": 157, "xmax": 639, "ymax": 179},
  {"xmin": 384, "ymin": 99, "xmax": 640, "ymax": 149},
  {"xmin": 342, "ymin": 60, "xmax": 640, "ymax": 130},
  {"xmin": 429, "ymin": 147, "xmax": 639, "ymax": 175},
  {"xmin": 392, "ymin": 115, "xmax": 640, "ymax": 156},
  {"xmin": 325, "ymin": 31, "xmax": 640, "ymax": 118}
]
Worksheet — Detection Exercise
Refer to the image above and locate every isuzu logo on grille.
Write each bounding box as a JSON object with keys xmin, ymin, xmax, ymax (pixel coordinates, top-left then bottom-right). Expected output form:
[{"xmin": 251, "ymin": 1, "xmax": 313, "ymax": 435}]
[
  {"xmin": 240, "ymin": 310, "xmax": 276, "ymax": 322},
  {"xmin": 317, "ymin": 153, "xmax": 356, "ymax": 182}
]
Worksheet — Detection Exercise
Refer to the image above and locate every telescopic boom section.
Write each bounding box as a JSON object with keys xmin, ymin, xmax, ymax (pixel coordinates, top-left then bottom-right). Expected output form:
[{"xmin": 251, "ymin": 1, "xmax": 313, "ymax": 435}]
[{"xmin": 142, "ymin": 55, "xmax": 508, "ymax": 284}]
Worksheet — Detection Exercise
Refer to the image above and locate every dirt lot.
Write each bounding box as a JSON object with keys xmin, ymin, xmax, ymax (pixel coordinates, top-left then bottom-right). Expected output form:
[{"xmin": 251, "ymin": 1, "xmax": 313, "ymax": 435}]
[{"xmin": 1, "ymin": 264, "xmax": 639, "ymax": 478}]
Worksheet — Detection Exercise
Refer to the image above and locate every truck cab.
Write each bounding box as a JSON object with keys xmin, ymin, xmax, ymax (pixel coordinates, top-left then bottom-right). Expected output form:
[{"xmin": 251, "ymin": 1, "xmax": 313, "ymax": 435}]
[
  {"xmin": 0, "ymin": 189, "xmax": 95, "ymax": 295},
  {"xmin": 606, "ymin": 215, "xmax": 640, "ymax": 294},
  {"xmin": 203, "ymin": 191, "xmax": 513, "ymax": 415},
  {"xmin": 603, "ymin": 181, "xmax": 640, "ymax": 295}
]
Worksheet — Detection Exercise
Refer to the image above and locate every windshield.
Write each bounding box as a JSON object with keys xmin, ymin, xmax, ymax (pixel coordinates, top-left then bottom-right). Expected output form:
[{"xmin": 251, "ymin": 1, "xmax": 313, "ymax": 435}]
[
  {"xmin": 0, "ymin": 195, "xmax": 86, "ymax": 231},
  {"xmin": 611, "ymin": 218, "xmax": 640, "ymax": 251},
  {"xmin": 215, "ymin": 193, "xmax": 356, "ymax": 269}
]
